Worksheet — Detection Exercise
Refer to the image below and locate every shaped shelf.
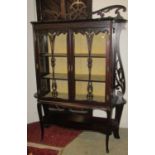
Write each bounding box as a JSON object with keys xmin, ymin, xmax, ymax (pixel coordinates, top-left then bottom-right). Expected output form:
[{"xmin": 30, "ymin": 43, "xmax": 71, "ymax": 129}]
[
  {"xmin": 75, "ymin": 74, "xmax": 106, "ymax": 82},
  {"xmin": 40, "ymin": 53, "xmax": 67, "ymax": 57},
  {"xmin": 43, "ymin": 92, "xmax": 68, "ymax": 100},
  {"xmin": 42, "ymin": 73, "xmax": 68, "ymax": 80},
  {"xmin": 74, "ymin": 53, "xmax": 106, "ymax": 58}
]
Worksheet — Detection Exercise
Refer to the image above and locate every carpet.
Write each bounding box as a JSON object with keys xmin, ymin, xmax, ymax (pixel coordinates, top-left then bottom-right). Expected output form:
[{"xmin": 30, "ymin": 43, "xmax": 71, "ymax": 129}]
[
  {"xmin": 62, "ymin": 129, "xmax": 128, "ymax": 155},
  {"xmin": 28, "ymin": 146, "xmax": 59, "ymax": 155},
  {"xmin": 27, "ymin": 122, "xmax": 81, "ymax": 155}
]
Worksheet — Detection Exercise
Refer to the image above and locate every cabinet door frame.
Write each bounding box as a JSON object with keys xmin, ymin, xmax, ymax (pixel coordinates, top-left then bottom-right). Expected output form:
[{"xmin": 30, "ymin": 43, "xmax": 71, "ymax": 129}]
[
  {"xmin": 34, "ymin": 27, "xmax": 71, "ymax": 101},
  {"xmin": 69, "ymin": 25, "xmax": 112, "ymax": 106},
  {"xmin": 32, "ymin": 20, "xmax": 113, "ymax": 106}
]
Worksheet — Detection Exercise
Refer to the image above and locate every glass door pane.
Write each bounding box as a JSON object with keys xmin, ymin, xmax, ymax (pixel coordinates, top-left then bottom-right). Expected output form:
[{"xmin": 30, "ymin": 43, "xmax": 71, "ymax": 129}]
[
  {"xmin": 38, "ymin": 32, "xmax": 68, "ymax": 100},
  {"xmin": 74, "ymin": 31, "xmax": 109, "ymax": 103}
]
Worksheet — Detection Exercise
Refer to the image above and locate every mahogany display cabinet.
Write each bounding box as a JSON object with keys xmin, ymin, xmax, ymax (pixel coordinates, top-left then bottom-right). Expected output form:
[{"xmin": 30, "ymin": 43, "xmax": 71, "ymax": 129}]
[{"xmin": 32, "ymin": 5, "xmax": 127, "ymax": 153}]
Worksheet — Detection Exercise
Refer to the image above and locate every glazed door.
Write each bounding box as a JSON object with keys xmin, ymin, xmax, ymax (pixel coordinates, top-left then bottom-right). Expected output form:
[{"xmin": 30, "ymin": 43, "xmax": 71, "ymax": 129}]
[
  {"xmin": 36, "ymin": 30, "xmax": 70, "ymax": 101},
  {"xmin": 71, "ymin": 28, "xmax": 111, "ymax": 104}
]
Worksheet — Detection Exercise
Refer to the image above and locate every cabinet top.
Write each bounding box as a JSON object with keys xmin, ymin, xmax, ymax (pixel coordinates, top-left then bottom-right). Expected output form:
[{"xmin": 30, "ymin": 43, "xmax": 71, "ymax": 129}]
[{"xmin": 31, "ymin": 17, "xmax": 127, "ymax": 25}]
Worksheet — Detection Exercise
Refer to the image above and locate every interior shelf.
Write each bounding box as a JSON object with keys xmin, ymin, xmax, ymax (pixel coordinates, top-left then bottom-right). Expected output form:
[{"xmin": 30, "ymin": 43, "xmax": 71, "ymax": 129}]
[
  {"xmin": 74, "ymin": 53, "xmax": 106, "ymax": 58},
  {"xmin": 43, "ymin": 92, "xmax": 68, "ymax": 100},
  {"xmin": 40, "ymin": 53, "xmax": 106, "ymax": 58},
  {"xmin": 75, "ymin": 74, "xmax": 106, "ymax": 82},
  {"xmin": 42, "ymin": 92, "xmax": 105, "ymax": 103},
  {"xmin": 40, "ymin": 53, "xmax": 67, "ymax": 57},
  {"xmin": 42, "ymin": 73, "xmax": 68, "ymax": 80},
  {"xmin": 42, "ymin": 73, "xmax": 106, "ymax": 82},
  {"xmin": 76, "ymin": 94, "xmax": 105, "ymax": 102}
]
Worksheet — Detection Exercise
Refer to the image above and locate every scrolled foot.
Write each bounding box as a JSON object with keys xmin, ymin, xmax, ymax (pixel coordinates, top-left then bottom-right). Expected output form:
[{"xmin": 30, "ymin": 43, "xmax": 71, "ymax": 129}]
[{"xmin": 113, "ymin": 129, "xmax": 120, "ymax": 139}]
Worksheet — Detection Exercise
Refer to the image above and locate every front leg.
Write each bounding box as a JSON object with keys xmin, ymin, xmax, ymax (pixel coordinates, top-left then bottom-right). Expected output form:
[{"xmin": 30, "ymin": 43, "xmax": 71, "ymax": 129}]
[
  {"xmin": 113, "ymin": 103, "xmax": 124, "ymax": 139},
  {"xmin": 105, "ymin": 111, "xmax": 112, "ymax": 153},
  {"xmin": 37, "ymin": 102, "xmax": 44, "ymax": 141},
  {"xmin": 106, "ymin": 134, "xmax": 110, "ymax": 153}
]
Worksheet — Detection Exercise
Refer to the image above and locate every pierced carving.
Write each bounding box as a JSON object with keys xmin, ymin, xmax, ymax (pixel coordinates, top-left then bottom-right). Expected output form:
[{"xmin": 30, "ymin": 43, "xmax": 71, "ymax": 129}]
[
  {"xmin": 85, "ymin": 31, "xmax": 94, "ymax": 100},
  {"xmin": 87, "ymin": 82, "xmax": 93, "ymax": 100},
  {"xmin": 92, "ymin": 5, "xmax": 126, "ymax": 19},
  {"xmin": 87, "ymin": 57, "xmax": 92, "ymax": 69},
  {"xmin": 114, "ymin": 52, "xmax": 125, "ymax": 94},
  {"xmin": 67, "ymin": 0, "xmax": 87, "ymax": 20},
  {"xmin": 113, "ymin": 23, "xmax": 126, "ymax": 96},
  {"xmin": 41, "ymin": 0, "xmax": 61, "ymax": 20},
  {"xmin": 43, "ymin": 10, "xmax": 61, "ymax": 20},
  {"xmin": 51, "ymin": 79, "xmax": 58, "ymax": 97},
  {"xmin": 51, "ymin": 57, "xmax": 56, "ymax": 68},
  {"xmin": 74, "ymin": 29, "xmax": 109, "ymax": 36},
  {"xmin": 36, "ymin": 0, "xmax": 92, "ymax": 21},
  {"xmin": 48, "ymin": 32, "xmax": 58, "ymax": 97}
]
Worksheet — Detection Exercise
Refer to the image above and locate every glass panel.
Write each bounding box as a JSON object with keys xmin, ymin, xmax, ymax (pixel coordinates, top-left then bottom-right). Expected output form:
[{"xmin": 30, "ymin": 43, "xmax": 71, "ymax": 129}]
[
  {"xmin": 74, "ymin": 32, "xmax": 108, "ymax": 56},
  {"xmin": 92, "ymin": 32, "xmax": 107, "ymax": 54},
  {"xmin": 76, "ymin": 81, "xmax": 105, "ymax": 102},
  {"xmin": 39, "ymin": 57, "xmax": 48, "ymax": 74},
  {"xmin": 38, "ymin": 34, "xmax": 48, "ymax": 53},
  {"xmin": 54, "ymin": 34, "xmax": 67, "ymax": 54},
  {"xmin": 74, "ymin": 31, "xmax": 108, "ymax": 103},
  {"xmin": 75, "ymin": 58, "xmax": 106, "ymax": 77},
  {"xmin": 50, "ymin": 80, "xmax": 68, "ymax": 94},
  {"xmin": 74, "ymin": 33, "xmax": 88, "ymax": 54},
  {"xmin": 48, "ymin": 57, "xmax": 67, "ymax": 74},
  {"xmin": 44, "ymin": 80, "xmax": 68, "ymax": 99},
  {"xmin": 40, "ymin": 79, "xmax": 49, "ymax": 94},
  {"xmin": 42, "ymin": 80, "xmax": 68, "ymax": 100},
  {"xmin": 38, "ymin": 32, "xmax": 68, "ymax": 100}
]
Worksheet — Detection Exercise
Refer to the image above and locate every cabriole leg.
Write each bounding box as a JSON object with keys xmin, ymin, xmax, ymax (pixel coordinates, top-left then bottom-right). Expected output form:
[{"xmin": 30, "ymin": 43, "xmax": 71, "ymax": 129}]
[{"xmin": 113, "ymin": 104, "xmax": 124, "ymax": 139}]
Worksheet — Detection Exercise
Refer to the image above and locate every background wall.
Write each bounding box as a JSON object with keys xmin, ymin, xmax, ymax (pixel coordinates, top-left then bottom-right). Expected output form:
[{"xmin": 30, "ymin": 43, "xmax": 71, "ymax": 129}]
[
  {"xmin": 27, "ymin": 0, "xmax": 38, "ymax": 122},
  {"xmin": 27, "ymin": 0, "xmax": 128, "ymax": 128}
]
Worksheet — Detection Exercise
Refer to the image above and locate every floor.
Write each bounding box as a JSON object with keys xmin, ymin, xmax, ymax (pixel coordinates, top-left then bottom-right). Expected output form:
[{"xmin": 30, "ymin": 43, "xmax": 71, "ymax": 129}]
[{"xmin": 62, "ymin": 128, "xmax": 128, "ymax": 155}]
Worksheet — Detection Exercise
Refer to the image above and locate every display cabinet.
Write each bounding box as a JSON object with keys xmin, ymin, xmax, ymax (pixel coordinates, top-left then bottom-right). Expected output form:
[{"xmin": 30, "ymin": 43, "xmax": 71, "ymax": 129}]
[{"xmin": 32, "ymin": 5, "xmax": 127, "ymax": 153}]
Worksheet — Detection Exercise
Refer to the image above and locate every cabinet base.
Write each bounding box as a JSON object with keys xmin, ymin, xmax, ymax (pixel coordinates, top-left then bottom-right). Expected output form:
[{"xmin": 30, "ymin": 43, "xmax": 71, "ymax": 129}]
[{"xmin": 37, "ymin": 102, "xmax": 124, "ymax": 153}]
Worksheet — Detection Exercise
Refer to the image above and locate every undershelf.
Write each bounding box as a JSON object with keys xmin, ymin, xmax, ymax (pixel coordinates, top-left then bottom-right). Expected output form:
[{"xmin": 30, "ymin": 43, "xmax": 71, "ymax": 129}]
[{"xmin": 43, "ymin": 110, "xmax": 118, "ymax": 135}]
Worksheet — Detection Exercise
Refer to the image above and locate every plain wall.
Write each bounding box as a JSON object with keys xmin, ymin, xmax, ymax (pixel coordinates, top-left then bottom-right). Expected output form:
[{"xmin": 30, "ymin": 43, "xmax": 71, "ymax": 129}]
[
  {"xmin": 27, "ymin": 0, "xmax": 128, "ymax": 128},
  {"xmin": 27, "ymin": 0, "xmax": 38, "ymax": 123}
]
